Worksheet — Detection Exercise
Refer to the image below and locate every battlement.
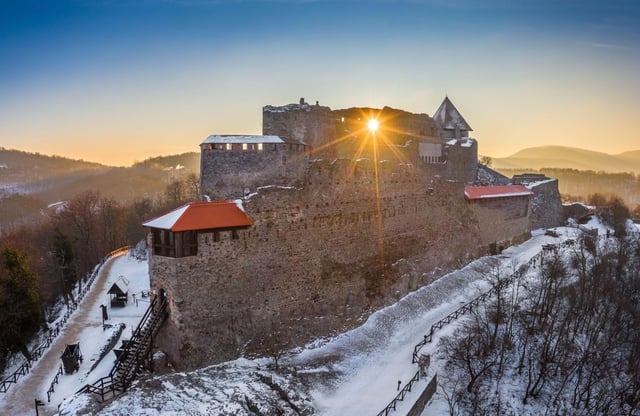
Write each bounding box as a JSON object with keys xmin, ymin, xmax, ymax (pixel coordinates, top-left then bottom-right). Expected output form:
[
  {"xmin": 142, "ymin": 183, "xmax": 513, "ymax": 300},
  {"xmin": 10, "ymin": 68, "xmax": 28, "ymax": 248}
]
[
  {"xmin": 201, "ymin": 98, "xmax": 480, "ymax": 200},
  {"xmin": 263, "ymin": 97, "xmax": 332, "ymax": 114}
]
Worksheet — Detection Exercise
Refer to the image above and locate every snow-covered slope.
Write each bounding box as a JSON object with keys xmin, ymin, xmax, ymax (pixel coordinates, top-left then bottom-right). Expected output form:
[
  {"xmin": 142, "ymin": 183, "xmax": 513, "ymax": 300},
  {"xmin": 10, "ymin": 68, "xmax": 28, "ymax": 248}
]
[{"xmin": 58, "ymin": 227, "xmax": 582, "ymax": 416}]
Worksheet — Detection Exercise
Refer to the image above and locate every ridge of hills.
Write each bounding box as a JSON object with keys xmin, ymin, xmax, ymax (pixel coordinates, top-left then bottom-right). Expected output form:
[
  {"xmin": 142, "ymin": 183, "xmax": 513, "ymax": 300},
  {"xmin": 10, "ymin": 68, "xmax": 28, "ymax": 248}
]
[
  {"xmin": 0, "ymin": 148, "xmax": 200, "ymax": 203},
  {"xmin": 0, "ymin": 149, "xmax": 200, "ymax": 230},
  {"xmin": 492, "ymin": 145, "xmax": 640, "ymax": 174}
]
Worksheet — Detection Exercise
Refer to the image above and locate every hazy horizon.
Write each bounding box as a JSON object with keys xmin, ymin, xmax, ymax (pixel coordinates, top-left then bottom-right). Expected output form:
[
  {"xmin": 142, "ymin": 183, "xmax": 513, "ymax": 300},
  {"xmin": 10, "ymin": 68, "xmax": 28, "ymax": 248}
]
[
  {"xmin": 4, "ymin": 142, "xmax": 639, "ymax": 170},
  {"xmin": 2, "ymin": 0, "xmax": 639, "ymax": 166}
]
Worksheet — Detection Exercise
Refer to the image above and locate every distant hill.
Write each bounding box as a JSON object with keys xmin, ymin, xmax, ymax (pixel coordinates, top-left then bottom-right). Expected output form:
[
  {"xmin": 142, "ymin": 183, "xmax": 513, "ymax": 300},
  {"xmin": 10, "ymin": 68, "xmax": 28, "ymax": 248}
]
[
  {"xmin": 0, "ymin": 149, "xmax": 200, "ymax": 200},
  {"xmin": 616, "ymin": 150, "xmax": 640, "ymax": 165},
  {"xmin": 0, "ymin": 148, "xmax": 108, "ymax": 182},
  {"xmin": 27, "ymin": 152, "xmax": 200, "ymax": 203},
  {"xmin": 132, "ymin": 152, "xmax": 200, "ymax": 172},
  {"xmin": 0, "ymin": 149, "xmax": 200, "ymax": 232},
  {"xmin": 491, "ymin": 146, "xmax": 640, "ymax": 174}
]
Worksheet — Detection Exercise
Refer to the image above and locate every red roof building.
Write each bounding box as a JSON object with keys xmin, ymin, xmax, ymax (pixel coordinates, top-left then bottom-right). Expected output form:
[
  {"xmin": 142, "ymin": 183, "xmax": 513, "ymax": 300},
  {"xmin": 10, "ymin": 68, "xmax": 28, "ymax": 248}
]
[
  {"xmin": 143, "ymin": 201, "xmax": 253, "ymax": 232},
  {"xmin": 464, "ymin": 185, "xmax": 534, "ymax": 200},
  {"xmin": 143, "ymin": 201, "xmax": 253, "ymax": 258}
]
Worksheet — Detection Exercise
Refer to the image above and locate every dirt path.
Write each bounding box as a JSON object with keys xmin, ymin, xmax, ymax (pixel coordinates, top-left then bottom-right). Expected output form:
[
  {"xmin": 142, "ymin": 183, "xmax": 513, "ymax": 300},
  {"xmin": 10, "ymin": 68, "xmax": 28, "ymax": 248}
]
[{"xmin": 0, "ymin": 254, "xmax": 123, "ymax": 416}]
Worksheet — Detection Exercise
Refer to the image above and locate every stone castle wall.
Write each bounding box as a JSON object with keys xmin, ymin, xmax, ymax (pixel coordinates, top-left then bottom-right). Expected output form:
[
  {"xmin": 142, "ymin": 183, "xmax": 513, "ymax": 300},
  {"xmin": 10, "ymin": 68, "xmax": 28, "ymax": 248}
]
[
  {"xmin": 202, "ymin": 102, "xmax": 479, "ymax": 200},
  {"xmin": 262, "ymin": 101, "xmax": 336, "ymax": 152},
  {"xmin": 528, "ymin": 179, "xmax": 564, "ymax": 229},
  {"xmin": 151, "ymin": 159, "xmax": 532, "ymax": 370},
  {"xmin": 423, "ymin": 139, "xmax": 478, "ymax": 184},
  {"xmin": 150, "ymin": 100, "xmax": 545, "ymax": 370},
  {"xmin": 199, "ymin": 144, "xmax": 307, "ymax": 200},
  {"xmin": 470, "ymin": 198, "xmax": 532, "ymax": 252}
]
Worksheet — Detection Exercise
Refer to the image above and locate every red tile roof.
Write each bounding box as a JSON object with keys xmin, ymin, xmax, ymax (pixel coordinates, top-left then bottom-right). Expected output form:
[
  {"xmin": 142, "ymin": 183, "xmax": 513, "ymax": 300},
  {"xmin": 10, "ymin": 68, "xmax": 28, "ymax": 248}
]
[
  {"xmin": 464, "ymin": 185, "xmax": 534, "ymax": 200},
  {"xmin": 143, "ymin": 201, "xmax": 253, "ymax": 232}
]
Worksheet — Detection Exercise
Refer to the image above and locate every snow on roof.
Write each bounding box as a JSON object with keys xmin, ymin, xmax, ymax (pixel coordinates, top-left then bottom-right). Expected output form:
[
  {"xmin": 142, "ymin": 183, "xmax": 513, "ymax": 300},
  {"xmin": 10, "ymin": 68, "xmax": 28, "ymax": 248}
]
[
  {"xmin": 464, "ymin": 185, "xmax": 534, "ymax": 200},
  {"xmin": 263, "ymin": 100, "xmax": 330, "ymax": 113},
  {"xmin": 263, "ymin": 103, "xmax": 312, "ymax": 112},
  {"xmin": 142, "ymin": 201, "xmax": 253, "ymax": 232},
  {"xmin": 525, "ymin": 178, "xmax": 557, "ymax": 189},
  {"xmin": 108, "ymin": 278, "xmax": 129, "ymax": 295},
  {"xmin": 445, "ymin": 138, "xmax": 476, "ymax": 147},
  {"xmin": 201, "ymin": 135, "xmax": 284, "ymax": 145},
  {"xmin": 233, "ymin": 199, "xmax": 245, "ymax": 213},
  {"xmin": 433, "ymin": 96, "xmax": 473, "ymax": 131}
]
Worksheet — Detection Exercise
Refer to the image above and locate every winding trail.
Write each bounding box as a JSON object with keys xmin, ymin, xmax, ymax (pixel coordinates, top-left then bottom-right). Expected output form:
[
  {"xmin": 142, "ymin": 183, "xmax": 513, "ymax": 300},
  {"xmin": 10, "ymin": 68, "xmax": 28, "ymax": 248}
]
[{"xmin": 0, "ymin": 254, "xmax": 123, "ymax": 416}]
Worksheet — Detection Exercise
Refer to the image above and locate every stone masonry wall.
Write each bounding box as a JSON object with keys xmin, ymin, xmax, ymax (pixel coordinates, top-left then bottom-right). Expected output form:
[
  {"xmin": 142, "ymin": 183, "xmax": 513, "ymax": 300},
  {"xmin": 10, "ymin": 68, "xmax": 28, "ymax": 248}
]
[
  {"xmin": 262, "ymin": 102, "xmax": 336, "ymax": 152},
  {"xmin": 470, "ymin": 199, "xmax": 532, "ymax": 252},
  {"xmin": 151, "ymin": 159, "xmax": 532, "ymax": 370},
  {"xmin": 200, "ymin": 145, "xmax": 307, "ymax": 200},
  {"xmin": 528, "ymin": 179, "xmax": 563, "ymax": 229}
]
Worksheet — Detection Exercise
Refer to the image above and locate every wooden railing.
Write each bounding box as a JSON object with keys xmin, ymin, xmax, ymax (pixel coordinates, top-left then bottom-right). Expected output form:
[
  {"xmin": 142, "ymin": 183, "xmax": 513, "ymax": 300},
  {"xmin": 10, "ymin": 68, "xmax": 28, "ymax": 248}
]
[
  {"xmin": 78, "ymin": 295, "xmax": 168, "ymax": 402},
  {"xmin": 0, "ymin": 246, "xmax": 130, "ymax": 394},
  {"xmin": 376, "ymin": 240, "xmax": 574, "ymax": 416},
  {"xmin": 409, "ymin": 248, "xmax": 552, "ymax": 364},
  {"xmin": 46, "ymin": 365, "xmax": 64, "ymax": 402},
  {"xmin": 375, "ymin": 371, "xmax": 422, "ymax": 416}
]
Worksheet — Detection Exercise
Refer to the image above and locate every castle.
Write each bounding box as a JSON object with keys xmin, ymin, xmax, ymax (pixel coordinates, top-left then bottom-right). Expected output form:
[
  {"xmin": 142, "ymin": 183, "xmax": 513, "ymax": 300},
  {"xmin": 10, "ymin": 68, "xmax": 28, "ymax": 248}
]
[{"xmin": 143, "ymin": 97, "xmax": 562, "ymax": 370}]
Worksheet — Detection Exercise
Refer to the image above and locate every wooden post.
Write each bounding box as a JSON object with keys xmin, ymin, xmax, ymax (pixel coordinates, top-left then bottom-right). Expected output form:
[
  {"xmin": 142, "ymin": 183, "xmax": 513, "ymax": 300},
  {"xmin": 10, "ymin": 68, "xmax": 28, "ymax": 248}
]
[{"xmin": 35, "ymin": 398, "xmax": 45, "ymax": 416}]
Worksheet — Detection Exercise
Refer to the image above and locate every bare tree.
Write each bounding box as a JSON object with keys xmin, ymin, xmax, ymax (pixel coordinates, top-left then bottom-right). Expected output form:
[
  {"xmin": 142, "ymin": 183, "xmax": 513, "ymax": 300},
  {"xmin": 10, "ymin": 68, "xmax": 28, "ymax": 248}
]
[{"xmin": 185, "ymin": 173, "xmax": 200, "ymax": 201}]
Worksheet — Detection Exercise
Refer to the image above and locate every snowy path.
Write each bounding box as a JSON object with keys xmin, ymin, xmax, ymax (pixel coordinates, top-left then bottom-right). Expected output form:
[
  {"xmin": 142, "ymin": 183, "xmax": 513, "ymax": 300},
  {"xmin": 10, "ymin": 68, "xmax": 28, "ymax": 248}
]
[
  {"xmin": 0, "ymin": 255, "xmax": 122, "ymax": 416},
  {"xmin": 293, "ymin": 228, "xmax": 578, "ymax": 415}
]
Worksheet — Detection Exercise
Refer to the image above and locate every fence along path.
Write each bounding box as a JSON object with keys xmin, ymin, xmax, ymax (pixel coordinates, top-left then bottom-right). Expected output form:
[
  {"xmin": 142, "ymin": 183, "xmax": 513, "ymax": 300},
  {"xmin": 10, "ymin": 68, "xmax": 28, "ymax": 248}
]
[
  {"xmin": 0, "ymin": 248, "xmax": 128, "ymax": 416},
  {"xmin": 78, "ymin": 294, "xmax": 168, "ymax": 402},
  {"xmin": 375, "ymin": 242, "xmax": 559, "ymax": 416}
]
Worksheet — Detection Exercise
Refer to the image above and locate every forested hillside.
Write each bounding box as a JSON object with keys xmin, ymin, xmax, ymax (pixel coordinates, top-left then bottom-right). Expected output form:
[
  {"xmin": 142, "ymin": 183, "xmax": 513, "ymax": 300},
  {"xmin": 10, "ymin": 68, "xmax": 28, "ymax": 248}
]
[
  {"xmin": 0, "ymin": 152, "xmax": 202, "ymax": 371},
  {"xmin": 0, "ymin": 149, "xmax": 200, "ymax": 232},
  {"xmin": 439, "ymin": 230, "xmax": 640, "ymax": 414}
]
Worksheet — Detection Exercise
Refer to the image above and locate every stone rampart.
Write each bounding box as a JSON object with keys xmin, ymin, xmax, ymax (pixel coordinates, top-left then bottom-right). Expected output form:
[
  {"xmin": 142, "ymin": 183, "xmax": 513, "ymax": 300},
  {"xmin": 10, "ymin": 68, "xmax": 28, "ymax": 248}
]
[
  {"xmin": 151, "ymin": 159, "xmax": 531, "ymax": 370},
  {"xmin": 528, "ymin": 179, "xmax": 563, "ymax": 229}
]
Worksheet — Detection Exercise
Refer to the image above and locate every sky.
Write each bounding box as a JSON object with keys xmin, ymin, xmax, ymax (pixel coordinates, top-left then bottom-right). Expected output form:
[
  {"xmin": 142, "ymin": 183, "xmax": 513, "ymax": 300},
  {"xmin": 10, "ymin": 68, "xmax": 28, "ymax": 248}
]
[{"xmin": 1, "ymin": 0, "xmax": 639, "ymax": 166}]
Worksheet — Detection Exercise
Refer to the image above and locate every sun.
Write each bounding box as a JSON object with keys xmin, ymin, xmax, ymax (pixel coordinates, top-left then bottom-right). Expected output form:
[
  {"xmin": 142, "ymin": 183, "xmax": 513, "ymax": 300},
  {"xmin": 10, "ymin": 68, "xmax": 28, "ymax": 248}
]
[{"xmin": 367, "ymin": 119, "xmax": 379, "ymax": 132}]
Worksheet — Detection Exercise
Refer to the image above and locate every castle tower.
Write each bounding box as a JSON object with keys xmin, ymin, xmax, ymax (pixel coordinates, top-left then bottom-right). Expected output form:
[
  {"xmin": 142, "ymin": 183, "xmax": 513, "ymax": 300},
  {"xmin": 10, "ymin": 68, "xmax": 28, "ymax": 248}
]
[
  {"xmin": 199, "ymin": 135, "xmax": 307, "ymax": 200},
  {"xmin": 432, "ymin": 96, "xmax": 473, "ymax": 139},
  {"xmin": 262, "ymin": 98, "xmax": 336, "ymax": 153}
]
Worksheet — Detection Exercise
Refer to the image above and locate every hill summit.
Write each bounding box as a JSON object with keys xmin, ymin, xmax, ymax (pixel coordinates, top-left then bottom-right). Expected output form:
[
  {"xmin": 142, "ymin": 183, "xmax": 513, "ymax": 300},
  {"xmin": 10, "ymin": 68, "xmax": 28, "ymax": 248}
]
[{"xmin": 491, "ymin": 145, "xmax": 640, "ymax": 173}]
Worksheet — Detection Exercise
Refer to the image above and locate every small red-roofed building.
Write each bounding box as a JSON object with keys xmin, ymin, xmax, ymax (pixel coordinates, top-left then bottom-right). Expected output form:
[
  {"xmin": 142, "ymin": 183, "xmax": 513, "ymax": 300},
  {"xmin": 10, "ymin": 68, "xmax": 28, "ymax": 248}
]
[
  {"xmin": 465, "ymin": 185, "xmax": 535, "ymax": 254},
  {"xmin": 464, "ymin": 185, "xmax": 534, "ymax": 201},
  {"xmin": 465, "ymin": 185, "xmax": 534, "ymax": 219},
  {"xmin": 143, "ymin": 201, "xmax": 253, "ymax": 258}
]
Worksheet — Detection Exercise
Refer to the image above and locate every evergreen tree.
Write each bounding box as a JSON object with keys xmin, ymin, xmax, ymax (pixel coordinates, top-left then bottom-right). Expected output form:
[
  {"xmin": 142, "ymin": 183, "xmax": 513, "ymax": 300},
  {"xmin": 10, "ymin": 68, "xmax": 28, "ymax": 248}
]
[
  {"xmin": 0, "ymin": 247, "xmax": 43, "ymax": 360},
  {"xmin": 51, "ymin": 227, "xmax": 77, "ymax": 303}
]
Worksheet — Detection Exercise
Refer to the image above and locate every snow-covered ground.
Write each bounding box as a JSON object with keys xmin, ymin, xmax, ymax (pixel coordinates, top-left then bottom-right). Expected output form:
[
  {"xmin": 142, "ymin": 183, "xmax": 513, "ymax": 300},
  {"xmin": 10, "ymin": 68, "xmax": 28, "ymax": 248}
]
[
  {"xmin": 299, "ymin": 227, "xmax": 579, "ymax": 415},
  {"xmin": 53, "ymin": 226, "xmax": 591, "ymax": 416},
  {"xmin": 0, "ymin": 252, "xmax": 150, "ymax": 416}
]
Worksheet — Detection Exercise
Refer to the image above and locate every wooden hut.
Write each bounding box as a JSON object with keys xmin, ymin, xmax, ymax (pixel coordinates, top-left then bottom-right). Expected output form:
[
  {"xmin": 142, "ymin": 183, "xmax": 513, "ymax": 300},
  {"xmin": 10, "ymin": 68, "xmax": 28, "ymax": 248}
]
[
  {"xmin": 61, "ymin": 343, "xmax": 82, "ymax": 374},
  {"xmin": 108, "ymin": 276, "xmax": 129, "ymax": 307}
]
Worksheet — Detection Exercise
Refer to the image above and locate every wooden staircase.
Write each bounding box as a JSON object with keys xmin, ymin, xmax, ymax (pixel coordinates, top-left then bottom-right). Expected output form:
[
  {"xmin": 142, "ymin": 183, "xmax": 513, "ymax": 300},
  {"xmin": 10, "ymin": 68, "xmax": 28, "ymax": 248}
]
[{"xmin": 79, "ymin": 295, "xmax": 168, "ymax": 402}]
